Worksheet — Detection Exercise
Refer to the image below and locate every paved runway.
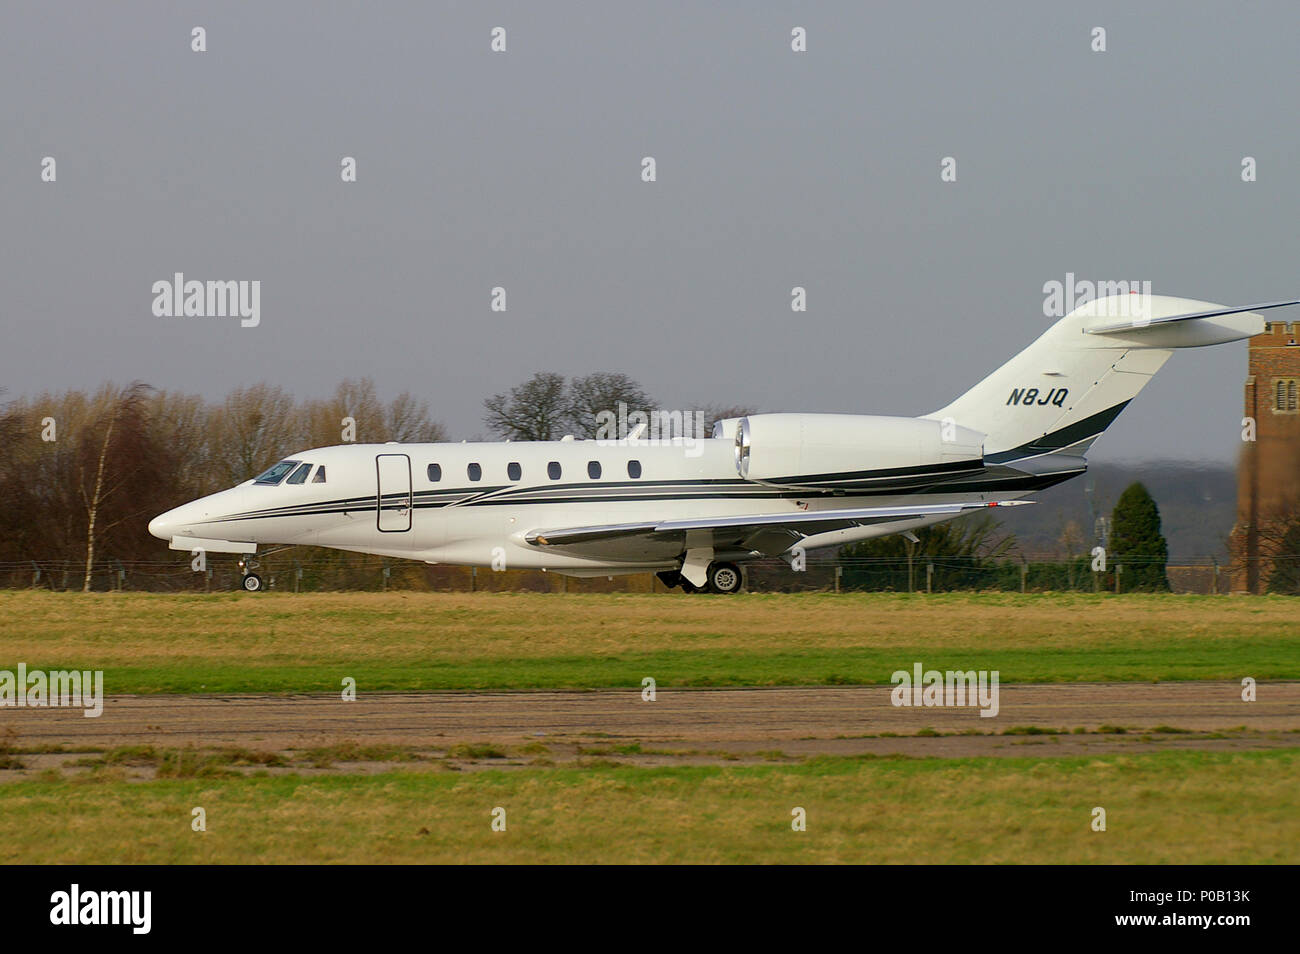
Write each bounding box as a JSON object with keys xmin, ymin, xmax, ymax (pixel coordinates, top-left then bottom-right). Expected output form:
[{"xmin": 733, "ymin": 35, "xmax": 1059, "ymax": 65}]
[{"xmin": 4, "ymin": 682, "xmax": 1295, "ymax": 760}]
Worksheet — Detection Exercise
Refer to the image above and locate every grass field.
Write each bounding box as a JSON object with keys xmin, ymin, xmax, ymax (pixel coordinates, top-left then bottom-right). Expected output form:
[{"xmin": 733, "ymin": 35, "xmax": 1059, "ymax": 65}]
[
  {"xmin": 2, "ymin": 591, "xmax": 1296, "ymax": 864},
  {"xmin": 0, "ymin": 591, "xmax": 1296, "ymax": 692},
  {"xmin": 0, "ymin": 749, "xmax": 1294, "ymax": 863}
]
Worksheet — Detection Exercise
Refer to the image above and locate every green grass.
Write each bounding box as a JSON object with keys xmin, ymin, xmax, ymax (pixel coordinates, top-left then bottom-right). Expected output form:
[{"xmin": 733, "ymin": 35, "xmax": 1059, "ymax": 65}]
[
  {"xmin": 1, "ymin": 591, "xmax": 1297, "ymax": 692},
  {"xmin": 2, "ymin": 749, "xmax": 1295, "ymax": 864}
]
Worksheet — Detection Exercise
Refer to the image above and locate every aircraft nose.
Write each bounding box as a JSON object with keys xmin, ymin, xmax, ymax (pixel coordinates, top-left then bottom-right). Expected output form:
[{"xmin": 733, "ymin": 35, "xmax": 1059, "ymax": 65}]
[
  {"xmin": 149, "ymin": 493, "xmax": 235, "ymax": 542},
  {"xmin": 150, "ymin": 501, "xmax": 201, "ymax": 541},
  {"xmin": 149, "ymin": 509, "xmax": 177, "ymax": 541}
]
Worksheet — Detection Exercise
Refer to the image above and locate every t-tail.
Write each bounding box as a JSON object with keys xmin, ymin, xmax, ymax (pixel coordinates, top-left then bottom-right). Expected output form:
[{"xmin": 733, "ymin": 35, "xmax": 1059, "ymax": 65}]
[{"xmin": 924, "ymin": 295, "xmax": 1298, "ymax": 473}]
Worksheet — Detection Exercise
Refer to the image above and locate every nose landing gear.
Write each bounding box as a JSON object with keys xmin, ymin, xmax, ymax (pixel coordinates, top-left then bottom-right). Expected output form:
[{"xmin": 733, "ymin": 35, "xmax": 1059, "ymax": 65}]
[{"xmin": 237, "ymin": 557, "xmax": 263, "ymax": 593}]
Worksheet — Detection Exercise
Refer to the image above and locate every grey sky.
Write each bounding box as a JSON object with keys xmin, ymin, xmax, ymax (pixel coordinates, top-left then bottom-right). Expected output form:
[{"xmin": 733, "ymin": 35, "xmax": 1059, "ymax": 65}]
[{"xmin": 3, "ymin": 1, "xmax": 1297, "ymax": 461}]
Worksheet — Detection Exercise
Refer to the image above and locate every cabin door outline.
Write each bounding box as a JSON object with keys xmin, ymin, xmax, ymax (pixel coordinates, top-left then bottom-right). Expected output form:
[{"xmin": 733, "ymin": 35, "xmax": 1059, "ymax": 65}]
[{"xmin": 376, "ymin": 454, "xmax": 412, "ymax": 532}]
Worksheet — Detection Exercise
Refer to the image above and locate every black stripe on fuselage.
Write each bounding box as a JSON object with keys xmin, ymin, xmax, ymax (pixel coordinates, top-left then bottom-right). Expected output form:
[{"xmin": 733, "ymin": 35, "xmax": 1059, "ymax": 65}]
[
  {"xmin": 193, "ymin": 414, "xmax": 1113, "ymax": 529},
  {"xmin": 760, "ymin": 457, "xmax": 982, "ymax": 487}
]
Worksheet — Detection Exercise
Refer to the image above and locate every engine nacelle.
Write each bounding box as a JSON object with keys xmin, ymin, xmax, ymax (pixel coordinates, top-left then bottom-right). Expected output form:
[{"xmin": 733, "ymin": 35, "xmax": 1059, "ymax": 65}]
[
  {"xmin": 734, "ymin": 413, "xmax": 984, "ymax": 490},
  {"xmin": 711, "ymin": 417, "xmax": 744, "ymax": 441}
]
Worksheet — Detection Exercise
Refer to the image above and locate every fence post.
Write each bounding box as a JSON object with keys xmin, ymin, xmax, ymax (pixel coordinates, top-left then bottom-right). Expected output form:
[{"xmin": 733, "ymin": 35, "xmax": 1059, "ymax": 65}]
[
  {"xmin": 383, "ymin": 563, "xmax": 391, "ymax": 592},
  {"xmin": 1115, "ymin": 564, "xmax": 1122, "ymax": 594},
  {"xmin": 1020, "ymin": 562, "xmax": 1027, "ymax": 594},
  {"xmin": 294, "ymin": 560, "xmax": 302, "ymax": 593},
  {"xmin": 30, "ymin": 561, "xmax": 40, "ymax": 588},
  {"xmin": 835, "ymin": 565, "xmax": 842, "ymax": 594},
  {"xmin": 926, "ymin": 563, "xmax": 933, "ymax": 594},
  {"xmin": 1212, "ymin": 560, "xmax": 1219, "ymax": 595}
]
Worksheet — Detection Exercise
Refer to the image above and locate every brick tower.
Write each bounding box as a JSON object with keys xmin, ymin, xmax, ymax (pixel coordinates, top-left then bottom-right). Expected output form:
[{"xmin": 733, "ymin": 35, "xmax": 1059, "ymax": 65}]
[{"xmin": 1229, "ymin": 321, "xmax": 1300, "ymax": 593}]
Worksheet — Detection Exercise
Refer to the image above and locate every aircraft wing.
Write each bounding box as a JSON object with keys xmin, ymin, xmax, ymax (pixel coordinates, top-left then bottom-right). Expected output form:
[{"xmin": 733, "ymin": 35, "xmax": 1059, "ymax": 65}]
[{"xmin": 525, "ymin": 500, "xmax": 1030, "ymax": 558}]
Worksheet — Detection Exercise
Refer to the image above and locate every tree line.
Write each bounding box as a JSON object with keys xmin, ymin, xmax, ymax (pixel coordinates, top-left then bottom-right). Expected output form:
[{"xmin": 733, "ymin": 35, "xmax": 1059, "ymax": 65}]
[
  {"xmin": 0, "ymin": 378, "xmax": 444, "ymax": 589},
  {"xmin": 839, "ymin": 483, "xmax": 1177, "ymax": 593},
  {"xmin": 0, "ymin": 372, "xmax": 747, "ymax": 590},
  {"xmin": 2, "ymin": 375, "xmax": 1297, "ymax": 593}
]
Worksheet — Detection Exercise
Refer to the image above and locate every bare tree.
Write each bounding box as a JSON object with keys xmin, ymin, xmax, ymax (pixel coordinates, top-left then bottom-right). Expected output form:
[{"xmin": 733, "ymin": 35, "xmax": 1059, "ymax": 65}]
[
  {"xmin": 301, "ymin": 378, "xmax": 447, "ymax": 446},
  {"xmin": 1057, "ymin": 519, "xmax": 1085, "ymax": 588},
  {"xmin": 483, "ymin": 372, "xmax": 568, "ymax": 441},
  {"xmin": 210, "ymin": 384, "xmax": 300, "ymax": 484},
  {"xmin": 79, "ymin": 383, "xmax": 152, "ymax": 591},
  {"xmin": 692, "ymin": 403, "xmax": 757, "ymax": 435},
  {"xmin": 566, "ymin": 372, "xmax": 653, "ymax": 439},
  {"xmin": 148, "ymin": 390, "xmax": 216, "ymax": 497},
  {"xmin": 384, "ymin": 391, "xmax": 447, "ymax": 443}
]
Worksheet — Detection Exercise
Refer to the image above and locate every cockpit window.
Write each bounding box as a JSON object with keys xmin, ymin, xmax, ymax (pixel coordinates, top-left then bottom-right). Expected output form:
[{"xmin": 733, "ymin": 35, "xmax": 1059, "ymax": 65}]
[
  {"xmin": 286, "ymin": 462, "xmax": 312, "ymax": 484},
  {"xmin": 312, "ymin": 466, "xmax": 326, "ymax": 483},
  {"xmin": 254, "ymin": 460, "xmax": 299, "ymax": 485}
]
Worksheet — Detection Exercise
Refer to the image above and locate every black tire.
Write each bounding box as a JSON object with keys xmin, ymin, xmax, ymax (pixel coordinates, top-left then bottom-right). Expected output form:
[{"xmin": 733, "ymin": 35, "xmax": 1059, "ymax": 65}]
[
  {"xmin": 241, "ymin": 573, "xmax": 263, "ymax": 593},
  {"xmin": 706, "ymin": 562, "xmax": 743, "ymax": 594}
]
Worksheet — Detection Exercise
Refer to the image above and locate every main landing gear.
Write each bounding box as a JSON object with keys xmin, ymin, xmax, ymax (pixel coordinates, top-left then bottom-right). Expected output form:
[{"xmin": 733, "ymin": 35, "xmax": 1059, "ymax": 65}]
[
  {"xmin": 657, "ymin": 561, "xmax": 744, "ymax": 595},
  {"xmin": 706, "ymin": 562, "xmax": 743, "ymax": 594}
]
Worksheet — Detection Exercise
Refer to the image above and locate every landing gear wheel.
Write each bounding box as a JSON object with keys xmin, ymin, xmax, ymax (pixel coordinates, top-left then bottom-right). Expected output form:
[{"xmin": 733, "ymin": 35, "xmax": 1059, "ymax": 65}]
[
  {"xmin": 706, "ymin": 562, "xmax": 743, "ymax": 594},
  {"xmin": 240, "ymin": 573, "xmax": 263, "ymax": 593}
]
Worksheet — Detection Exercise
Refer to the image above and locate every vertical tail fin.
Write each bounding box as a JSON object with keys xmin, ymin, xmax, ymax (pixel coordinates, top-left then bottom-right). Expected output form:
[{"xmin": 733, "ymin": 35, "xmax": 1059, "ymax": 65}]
[{"xmin": 923, "ymin": 296, "xmax": 1278, "ymax": 460}]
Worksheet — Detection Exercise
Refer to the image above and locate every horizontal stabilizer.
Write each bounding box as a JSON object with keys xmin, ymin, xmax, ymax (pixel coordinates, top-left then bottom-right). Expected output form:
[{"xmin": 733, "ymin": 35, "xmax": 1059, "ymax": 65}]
[{"xmin": 1083, "ymin": 298, "xmax": 1299, "ymax": 335}]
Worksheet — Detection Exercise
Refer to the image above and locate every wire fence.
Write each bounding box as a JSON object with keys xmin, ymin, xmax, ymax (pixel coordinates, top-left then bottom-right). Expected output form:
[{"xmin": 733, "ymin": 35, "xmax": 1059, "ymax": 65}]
[{"xmin": 3, "ymin": 552, "xmax": 1295, "ymax": 595}]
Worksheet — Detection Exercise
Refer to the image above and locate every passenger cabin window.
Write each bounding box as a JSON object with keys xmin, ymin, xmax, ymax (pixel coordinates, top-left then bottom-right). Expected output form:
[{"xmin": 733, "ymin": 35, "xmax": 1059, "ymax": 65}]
[
  {"xmin": 254, "ymin": 460, "xmax": 299, "ymax": 485},
  {"xmin": 507, "ymin": 462, "xmax": 521, "ymax": 481},
  {"xmin": 587, "ymin": 461, "xmax": 602, "ymax": 479},
  {"xmin": 468, "ymin": 462, "xmax": 482, "ymax": 481},
  {"xmin": 312, "ymin": 466, "xmax": 327, "ymax": 483},
  {"xmin": 547, "ymin": 461, "xmax": 562, "ymax": 480},
  {"xmin": 286, "ymin": 462, "xmax": 312, "ymax": 485},
  {"xmin": 627, "ymin": 460, "xmax": 642, "ymax": 479},
  {"xmin": 427, "ymin": 463, "xmax": 441, "ymax": 482}
]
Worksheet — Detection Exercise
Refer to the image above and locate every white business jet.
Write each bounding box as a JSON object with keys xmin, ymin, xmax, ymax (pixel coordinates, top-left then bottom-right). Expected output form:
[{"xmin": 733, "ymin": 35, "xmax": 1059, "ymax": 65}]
[{"xmin": 150, "ymin": 295, "xmax": 1296, "ymax": 592}]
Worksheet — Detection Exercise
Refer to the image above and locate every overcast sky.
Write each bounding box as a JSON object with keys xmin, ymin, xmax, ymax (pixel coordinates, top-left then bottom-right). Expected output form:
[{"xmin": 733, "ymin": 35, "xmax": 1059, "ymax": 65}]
[{"xmin": 3, "ymin": 1, "xmax": 1298, "ymax": 462}]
